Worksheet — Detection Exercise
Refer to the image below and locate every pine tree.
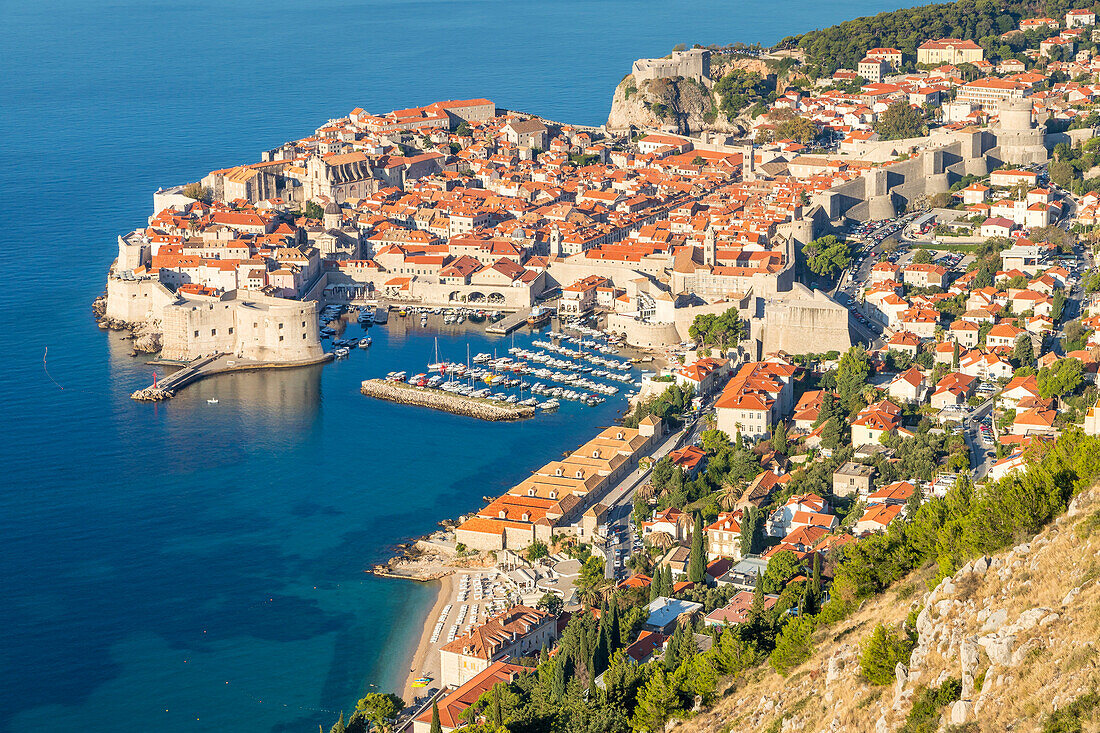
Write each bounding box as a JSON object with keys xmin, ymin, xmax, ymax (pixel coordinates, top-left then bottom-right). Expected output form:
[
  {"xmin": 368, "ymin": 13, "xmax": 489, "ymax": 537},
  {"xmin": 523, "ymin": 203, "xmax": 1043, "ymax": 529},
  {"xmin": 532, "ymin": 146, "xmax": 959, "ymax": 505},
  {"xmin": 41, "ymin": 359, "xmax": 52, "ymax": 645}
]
[
  {"xmin": 631, "ymin": 667, "xmax": 679, "ymax": 732},
  {"xmin": 688, "ymin": 512, "xmax": 706, "ymax": 583},
  {"xmin": 429, "ymin": 702, "xmax": 442, "ymax": 733}
]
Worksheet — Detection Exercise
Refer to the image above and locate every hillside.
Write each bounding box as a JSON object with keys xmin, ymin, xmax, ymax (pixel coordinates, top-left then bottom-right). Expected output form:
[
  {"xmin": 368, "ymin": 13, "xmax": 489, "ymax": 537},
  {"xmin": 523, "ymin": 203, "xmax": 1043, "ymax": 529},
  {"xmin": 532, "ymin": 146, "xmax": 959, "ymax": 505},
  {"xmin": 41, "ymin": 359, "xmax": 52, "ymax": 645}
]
[
  {"xmin": 672, "ymin": 487, "xmax": 1100, "ymax": 733},
  {"xmin": 606, "ymin": 57, "xmax": 773, "ymax": 135}
]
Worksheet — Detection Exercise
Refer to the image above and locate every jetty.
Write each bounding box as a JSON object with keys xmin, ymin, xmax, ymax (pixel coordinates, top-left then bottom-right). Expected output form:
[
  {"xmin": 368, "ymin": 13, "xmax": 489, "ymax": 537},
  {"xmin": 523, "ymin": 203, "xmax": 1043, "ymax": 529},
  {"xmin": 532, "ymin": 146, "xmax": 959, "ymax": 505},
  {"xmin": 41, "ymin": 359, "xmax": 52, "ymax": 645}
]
[
  {"xmin": 486, "ymin": 310, "xmax": 533, "ymax": 335},
  {"xmin": 361, "ymin": 379, "xmax": 536, "ymax": 420},
  {"xmin": 131, "ymin": 352, "xmax": 331, "ymax": 401}
]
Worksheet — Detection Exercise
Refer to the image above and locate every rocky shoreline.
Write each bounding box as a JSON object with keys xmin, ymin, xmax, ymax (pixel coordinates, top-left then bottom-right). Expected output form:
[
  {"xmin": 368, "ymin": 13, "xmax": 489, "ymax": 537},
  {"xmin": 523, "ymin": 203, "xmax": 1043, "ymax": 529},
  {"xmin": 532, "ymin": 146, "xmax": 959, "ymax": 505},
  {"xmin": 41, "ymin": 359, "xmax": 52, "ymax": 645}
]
[
  {"xmin": 360, "ymin": 379, "xmax": 537, "ymax": 420},
  {"xmin": 93, "ymin": 295, "xmax": 163, "ymax": 356}
]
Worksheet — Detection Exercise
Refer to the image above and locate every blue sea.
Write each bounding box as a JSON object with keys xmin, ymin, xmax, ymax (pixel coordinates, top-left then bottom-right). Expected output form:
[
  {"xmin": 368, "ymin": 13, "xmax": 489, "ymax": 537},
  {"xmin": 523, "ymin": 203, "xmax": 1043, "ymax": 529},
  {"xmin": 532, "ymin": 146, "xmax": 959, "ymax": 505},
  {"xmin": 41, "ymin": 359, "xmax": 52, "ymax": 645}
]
[{"xmin": 1, "ymin": 0, "xmax": 911, "ymax": 730}]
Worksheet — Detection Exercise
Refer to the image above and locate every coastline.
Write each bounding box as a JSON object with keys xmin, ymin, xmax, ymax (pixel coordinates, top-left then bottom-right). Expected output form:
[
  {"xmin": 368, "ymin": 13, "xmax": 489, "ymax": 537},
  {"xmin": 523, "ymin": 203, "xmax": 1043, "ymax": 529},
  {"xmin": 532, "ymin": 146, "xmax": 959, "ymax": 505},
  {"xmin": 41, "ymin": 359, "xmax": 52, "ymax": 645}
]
[{"xmin": 399, "ymin": 573, "xmax": 454, "ymax": 706}]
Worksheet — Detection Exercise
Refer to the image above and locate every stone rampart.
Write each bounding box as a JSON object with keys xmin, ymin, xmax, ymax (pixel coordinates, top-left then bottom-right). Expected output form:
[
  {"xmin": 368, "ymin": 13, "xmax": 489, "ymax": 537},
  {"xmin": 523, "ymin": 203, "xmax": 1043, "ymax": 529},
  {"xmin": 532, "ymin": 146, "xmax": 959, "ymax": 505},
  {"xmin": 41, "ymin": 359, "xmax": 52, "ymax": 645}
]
[{"xmin": 360, "ymin": 379, "xmax": 536, "ymax": 420}]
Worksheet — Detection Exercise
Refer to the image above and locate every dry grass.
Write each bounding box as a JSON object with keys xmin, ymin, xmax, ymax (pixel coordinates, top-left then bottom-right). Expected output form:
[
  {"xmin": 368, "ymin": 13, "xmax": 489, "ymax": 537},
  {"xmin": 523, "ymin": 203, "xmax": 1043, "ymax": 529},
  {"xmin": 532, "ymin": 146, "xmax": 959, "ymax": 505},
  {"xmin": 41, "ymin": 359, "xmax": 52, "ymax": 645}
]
[{"xmin": 672, "ymin": 488, "xmax": 1100, "ymax": 733}]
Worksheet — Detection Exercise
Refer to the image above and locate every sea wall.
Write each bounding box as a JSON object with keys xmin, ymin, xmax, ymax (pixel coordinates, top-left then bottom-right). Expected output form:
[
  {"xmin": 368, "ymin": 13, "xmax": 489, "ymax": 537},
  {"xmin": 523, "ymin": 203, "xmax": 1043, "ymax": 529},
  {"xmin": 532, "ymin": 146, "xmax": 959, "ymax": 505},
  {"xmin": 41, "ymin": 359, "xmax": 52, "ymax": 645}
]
[{"xmin": 360, "ymin": 379, "xmax": 537, "ymax": 421}]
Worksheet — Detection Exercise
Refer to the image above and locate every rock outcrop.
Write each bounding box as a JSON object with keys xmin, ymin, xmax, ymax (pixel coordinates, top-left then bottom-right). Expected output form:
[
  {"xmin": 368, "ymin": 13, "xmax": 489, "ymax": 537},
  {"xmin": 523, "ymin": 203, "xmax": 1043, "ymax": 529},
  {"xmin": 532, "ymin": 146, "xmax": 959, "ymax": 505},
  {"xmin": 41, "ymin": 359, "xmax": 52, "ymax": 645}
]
[{"xmin": 672, "ymin": 486, "xmax": 1100, "ymax": 732}]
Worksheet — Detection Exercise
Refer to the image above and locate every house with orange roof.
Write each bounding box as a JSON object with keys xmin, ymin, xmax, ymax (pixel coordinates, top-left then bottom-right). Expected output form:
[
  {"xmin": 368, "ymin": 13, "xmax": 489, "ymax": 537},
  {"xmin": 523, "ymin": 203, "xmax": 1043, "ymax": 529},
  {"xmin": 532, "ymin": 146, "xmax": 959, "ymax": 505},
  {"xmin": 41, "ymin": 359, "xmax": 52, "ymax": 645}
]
[
  {"xmin": 704, "ymin": 590, "xmax": 779, "ymax": 627},
  {"xmin": 765, "ymin": 493, "xmax": 831, "ymax": 537},
  {"xmin": 854, "ymin": 503, "xmax": 904, "ymax": 534},
  {"xmin": 1012, "ymin": 407, "xmax": 1058, "ymax": 436},
  {"xmin": 705, "ymin": 511, "xmax": 744, "ymax": 560},
  {"xmin": 867, "ymin": 480, "xmax": 917, "ymax": 506},
  {"xmin": 987, "ymin": 322, "xmax": 1028, "ymax": 349},
  {"xmin": 887, "ymin": 330, "xmax": 921, "ymax": 356},
  {"xmin": 1000, "ymin": 374, "xmax": 1041, "ymax": 408},
  {"xmin": 931, "ymin": 371, "xmax": 978, "ymax": 409},
  {"xmin": 439, "ymin": 605, "xmax": 555, "ymax": 687},
  {"xmin": 851, "ymin": 400, "xmax": 905, "ymax": 446},
  {"xmin": 888, "ymin": 366, "xmax": 927, "ymax": 403},
  {"xmin": 412, "ymin": 661, "xmax": 532, "ymax": 733},
  {"xmin": 903, "ymin": 263, "xmax": 949, "ymax": 289},
  {"xmin": 674, "ymin": 357, "xmax": 731, "ymax": 397}
]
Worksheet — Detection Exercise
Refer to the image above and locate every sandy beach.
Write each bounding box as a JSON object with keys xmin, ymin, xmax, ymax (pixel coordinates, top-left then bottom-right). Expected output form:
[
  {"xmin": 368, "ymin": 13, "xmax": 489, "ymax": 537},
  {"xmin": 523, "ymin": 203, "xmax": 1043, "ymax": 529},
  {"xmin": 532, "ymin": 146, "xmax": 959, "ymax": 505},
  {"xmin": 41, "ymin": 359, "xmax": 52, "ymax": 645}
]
[{"xmin": 400, "ymin": 573, "xmax": 454, "ymax": 705}]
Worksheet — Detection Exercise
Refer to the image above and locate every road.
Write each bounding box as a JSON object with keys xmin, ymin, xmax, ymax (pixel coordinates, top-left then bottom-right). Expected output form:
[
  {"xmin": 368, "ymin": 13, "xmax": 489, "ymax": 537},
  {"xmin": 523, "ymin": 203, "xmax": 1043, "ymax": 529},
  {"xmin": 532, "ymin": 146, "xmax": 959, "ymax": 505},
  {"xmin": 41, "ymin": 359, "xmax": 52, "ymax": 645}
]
[{"xmin": 962, "ymin": 396, "xmax": 997, "ymax": 480}]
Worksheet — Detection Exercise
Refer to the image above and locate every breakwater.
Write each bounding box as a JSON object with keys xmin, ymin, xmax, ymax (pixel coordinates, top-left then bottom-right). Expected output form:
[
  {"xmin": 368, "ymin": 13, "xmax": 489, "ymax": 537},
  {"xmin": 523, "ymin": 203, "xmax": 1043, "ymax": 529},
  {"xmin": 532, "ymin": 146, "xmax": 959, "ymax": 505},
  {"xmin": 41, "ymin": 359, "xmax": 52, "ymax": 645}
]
[{"xmin": 360, "ymin": 379, "xmax": 537, "ymax": 420}]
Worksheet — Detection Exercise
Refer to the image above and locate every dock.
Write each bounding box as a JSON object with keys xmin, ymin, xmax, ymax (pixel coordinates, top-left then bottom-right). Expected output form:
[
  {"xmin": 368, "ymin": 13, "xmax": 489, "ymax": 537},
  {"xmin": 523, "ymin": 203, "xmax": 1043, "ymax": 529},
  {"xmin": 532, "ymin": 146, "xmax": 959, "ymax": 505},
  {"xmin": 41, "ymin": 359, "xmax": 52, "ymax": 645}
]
[
  {"xmin": 360, "ymin": 379, "xmax": 536, "ymax": 420},
  {"xmin": 131, "ymin": 352, "xmax": 331, "ymax": 401},
  {"xmin": 486, "ymin": 310, "xmax": 533, "ymax": 335}
]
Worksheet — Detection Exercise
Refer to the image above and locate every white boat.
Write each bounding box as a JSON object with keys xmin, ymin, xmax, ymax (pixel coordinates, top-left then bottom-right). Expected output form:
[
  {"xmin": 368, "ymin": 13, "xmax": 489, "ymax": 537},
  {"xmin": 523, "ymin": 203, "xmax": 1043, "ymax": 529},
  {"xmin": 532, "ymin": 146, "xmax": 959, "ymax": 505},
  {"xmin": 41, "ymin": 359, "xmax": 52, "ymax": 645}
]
[
  {"xmin": 207, "ymin": 398, "xmax": 219, "ymax": 404},
  {"xmin": 359, "ymin": 338, "xmax": 372, "ymax": 348},
  {"xmin": 334, "ymin": 347, "xmax": 350, "ymax": 359}
]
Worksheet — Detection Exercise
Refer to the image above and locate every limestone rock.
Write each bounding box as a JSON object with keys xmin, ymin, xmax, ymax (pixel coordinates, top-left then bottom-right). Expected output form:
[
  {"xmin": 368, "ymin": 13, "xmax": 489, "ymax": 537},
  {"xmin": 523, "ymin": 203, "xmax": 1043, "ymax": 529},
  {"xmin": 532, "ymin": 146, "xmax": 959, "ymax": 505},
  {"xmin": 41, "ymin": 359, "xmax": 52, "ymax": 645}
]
[
  {"xmin": 973, "ymin": 556, "xmax": 990, "ymax": 574},
  {"xmin": 951, "ymin": 700, "xmax": 974, "ymax": 725},
  {"xmin": 981, "ymin": 608, "xmax": 1007, "ymax": 633}
]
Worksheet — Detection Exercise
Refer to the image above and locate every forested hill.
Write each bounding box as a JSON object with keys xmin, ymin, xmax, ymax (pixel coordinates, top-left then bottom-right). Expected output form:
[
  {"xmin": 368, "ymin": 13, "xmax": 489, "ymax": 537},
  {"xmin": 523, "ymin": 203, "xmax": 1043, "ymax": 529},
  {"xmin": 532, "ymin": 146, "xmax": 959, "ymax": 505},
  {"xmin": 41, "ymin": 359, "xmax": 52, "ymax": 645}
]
[{"xmin": 785, "ymin": 0, "xmax": 1098, "ymax": 73}]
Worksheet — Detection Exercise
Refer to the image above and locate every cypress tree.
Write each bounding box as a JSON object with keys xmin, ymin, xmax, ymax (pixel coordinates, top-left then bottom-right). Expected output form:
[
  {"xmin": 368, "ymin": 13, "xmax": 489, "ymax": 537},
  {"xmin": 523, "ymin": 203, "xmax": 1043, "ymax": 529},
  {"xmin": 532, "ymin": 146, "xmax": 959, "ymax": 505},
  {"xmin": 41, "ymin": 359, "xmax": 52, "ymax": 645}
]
[
  {"xmin": 594, "ymin": 623, "xmax": 610, "ymax": 676},
  {"xmin": 648, "ymin": 572, "xmax": 660, "ymax": 602},
  {"xmin": 329, "ymin": 712, "xmax": 346, "ymax": 733},
  {"xmin": 662, "ymin": 565, "xmax": 674, "ymax": 597},
  {"xmin": 539, "ymin": 645, "xmax": 549, "ymax": 666},
  {"xmin": 811, "ymin": 552, "xmax": 822, "ymax": 599},
  {"xmin": 663, "ymin": 623, "xmax": 682, "ymax": 670},
  {"xmin": 952, "ymin": 339, "xmax": 960, "ymax": 368},
  {"xmin": 608, "ymin": 601, "xmax": 621, "ymax": 651},
  {"xmin": 429, "ymin": 702, "xmax": 442, "ymax": 733},
  {"xmin": 688, "ymin": 512, "xmax": 706, "ymax": 583},
  {"xmin": 550, "ymin": 658, "xmax": 566, "ymax": 701},
  {"xmin": 739, "ymin": 507, "xmax": 756, "ymax": 557},
  {"xmin": 491, "ymin": 684, "xmax": 503, "ymax": 729}
]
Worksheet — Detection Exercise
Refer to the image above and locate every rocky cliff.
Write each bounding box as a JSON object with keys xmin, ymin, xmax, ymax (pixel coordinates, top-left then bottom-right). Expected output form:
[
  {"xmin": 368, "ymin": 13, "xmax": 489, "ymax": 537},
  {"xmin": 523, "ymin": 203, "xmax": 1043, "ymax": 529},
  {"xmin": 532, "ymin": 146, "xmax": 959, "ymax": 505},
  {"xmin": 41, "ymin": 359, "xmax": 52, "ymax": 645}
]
[
  {"xmin": 673, "ymin": 486, "xmax": 1100, "ymax": 732},
  {"xmin": 606, "ymin": 57, "xmax": 775, "ymax": 135}
]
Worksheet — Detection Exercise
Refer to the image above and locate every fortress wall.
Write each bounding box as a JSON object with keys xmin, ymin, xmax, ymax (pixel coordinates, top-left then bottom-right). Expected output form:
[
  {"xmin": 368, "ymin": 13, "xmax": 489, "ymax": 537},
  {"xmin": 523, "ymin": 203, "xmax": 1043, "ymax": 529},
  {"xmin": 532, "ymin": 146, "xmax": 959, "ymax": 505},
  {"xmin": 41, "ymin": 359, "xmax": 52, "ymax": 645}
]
[
  {"xmin": 758, "ymin": 286, "xmax": 851, "ymax": 355},
  {"xmin": 105, "ymin": 277, "xmax": 176, "ymax": 325},
  {"xmin": 606, "ymin": 314, "xmax": 682, "ymax": 348},
  {"xmin": 546, "ymin": 259, "xmax": 661, "ymax": 288}
]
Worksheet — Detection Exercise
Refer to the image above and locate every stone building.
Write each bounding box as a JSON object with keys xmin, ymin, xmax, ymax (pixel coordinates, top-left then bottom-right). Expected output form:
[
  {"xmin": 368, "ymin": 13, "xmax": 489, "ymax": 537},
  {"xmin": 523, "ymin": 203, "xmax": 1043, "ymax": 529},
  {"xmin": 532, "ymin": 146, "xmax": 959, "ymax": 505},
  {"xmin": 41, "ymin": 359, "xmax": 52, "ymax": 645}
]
[
  {"xmin": 439, "ymin": 606, "xmax": 555, "ymax": 687},
  {"xmin": 631, "ymin": 48, "xmax": 711, "ymax": 84},
  {"xmin": 158, "ymin": 290, "xmax": 325, "ymax": 364}
]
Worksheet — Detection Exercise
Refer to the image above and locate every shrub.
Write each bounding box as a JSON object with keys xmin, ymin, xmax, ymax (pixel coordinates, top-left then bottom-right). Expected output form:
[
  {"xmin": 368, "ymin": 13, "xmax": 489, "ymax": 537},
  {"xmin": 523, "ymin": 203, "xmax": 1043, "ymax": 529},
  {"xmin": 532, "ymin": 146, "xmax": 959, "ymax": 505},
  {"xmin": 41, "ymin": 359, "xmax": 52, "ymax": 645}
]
[
  {"xmin": 860, "ymin": 623, "xmax": 916, "ymax": 685},
  {"xmin": 901, "ymin": 678, "xmax": 961, "ymax": 733}
]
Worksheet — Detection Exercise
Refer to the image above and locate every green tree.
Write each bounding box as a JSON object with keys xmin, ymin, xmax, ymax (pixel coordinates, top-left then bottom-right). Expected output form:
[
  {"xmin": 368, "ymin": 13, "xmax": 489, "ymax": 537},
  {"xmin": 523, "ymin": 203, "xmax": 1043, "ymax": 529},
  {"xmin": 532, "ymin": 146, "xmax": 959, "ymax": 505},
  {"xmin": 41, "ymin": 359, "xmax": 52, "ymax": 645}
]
[
  {"xmin": 688, "ymin": 512, "xmax": 706, "ymax": 583},
  {"xmin": 700, "ymin": 429, "xmax": 730, "ymax": 454},
  {"xmin": 1013, "ymin": 335, "xmax": 1034, "ymax": 367},
  {"xmin": 631, "ymin": 667, "xmax": 680, "ymax": 732},
  {"xmin": 1037, "ymin": 357, "xmax": 1084, "ymax": 399},
  {"xmin": 740, "ymin": 506, "xmax": 757, "ymax": 557},
  {"xmin": 329, "ymin": 711, "xmax": 347, "ymax": 733},
  {"xmin": 837, "ymin": 345, "xmax": 871, "ymax": 410},
  {"xmin": 952, "ymin": 339, "xmax": 960, "ymax": 369},
  {"xmin": 429, "ymin": 702, "xmax": 442, "ymax": 733},
  {"xmin": 689, "ymin": 308, "xmax": 745, "ymax": 350},
  {"xmin": 762, "ymin": 549, "xmax": 804, "ymax": 594},
  {"xmin": 874, "ymin": 101, "xmax": 926, "ymax": 140},
  {"xmin": 355, "ymin": 693, "xmax": 404, "ymax": 733},
  {"xmin": 662, "ymin": 565, "xmax": 674, "ymax": 597},
  {"xmin": 912, "ymin": 248, "xmax": 934, "ymax": 264},
  {"xmin": 537, "ymin": 592, "xmax": 563, "ymax": 617},
  {"xmin": 769, "ymin": 615, "xmax": 817, "ymax": 675},
  {"xmin": 777, "ymin": 116, "xmax": 819, "ymax": 143},
  {"xmin": 802, "ymin": 234, "xmax": 852, "ymax": 278},
  {"xmin": 772, "ymin": 421, "xmax": 789, "ymax": 455},
  {"xmin": 304, "ymin": 200, "xmax": 325, "ymax": 220},
  {"xmin": 860, "ymin": 622, "xmax": 916, "ymax": 685}
]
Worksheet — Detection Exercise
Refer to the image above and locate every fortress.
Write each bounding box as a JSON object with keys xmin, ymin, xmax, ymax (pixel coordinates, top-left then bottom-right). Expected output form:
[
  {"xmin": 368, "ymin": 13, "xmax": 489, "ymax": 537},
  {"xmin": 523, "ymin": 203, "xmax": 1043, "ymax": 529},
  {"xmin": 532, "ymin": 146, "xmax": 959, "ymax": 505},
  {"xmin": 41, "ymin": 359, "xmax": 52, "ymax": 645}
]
[
  {"xmin": 631, "ymin": 48, "xmax": 711, "ymax": 84},
  {"xmin": 105, "ymin": 231, "xmax": 326, "ymax": 366}
]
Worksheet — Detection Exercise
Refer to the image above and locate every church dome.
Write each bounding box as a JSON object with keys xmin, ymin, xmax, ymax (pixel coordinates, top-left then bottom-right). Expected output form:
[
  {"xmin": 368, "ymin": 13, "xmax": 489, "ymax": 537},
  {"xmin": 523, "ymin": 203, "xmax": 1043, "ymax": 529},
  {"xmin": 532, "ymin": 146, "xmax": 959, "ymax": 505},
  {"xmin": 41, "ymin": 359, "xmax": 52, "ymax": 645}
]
[{"xmin": 324, "ymin": 201, "xmax": 340, "ymax": 215}]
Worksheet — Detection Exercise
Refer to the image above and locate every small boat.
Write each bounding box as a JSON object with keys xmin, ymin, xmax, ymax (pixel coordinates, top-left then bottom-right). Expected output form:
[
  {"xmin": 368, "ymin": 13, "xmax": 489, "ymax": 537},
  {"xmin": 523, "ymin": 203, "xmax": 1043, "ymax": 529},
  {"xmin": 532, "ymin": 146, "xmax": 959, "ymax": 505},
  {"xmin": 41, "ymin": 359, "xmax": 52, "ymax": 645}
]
[
  {"xmin": 207, "ymin": 398, "xmax": 219, "ymax": 404},
  {"xmin": 359, "ymin": 338, "xmax": 372, "ymax": 348},
  {"xmin": 412, "ymin": 677, "xmax": 432, "ymax": 688},
  {"xmin": 527, "ymin": 307, "xmax": 551, "ymax": 328},
  {"xmin": 334, "ymin": 347, "xmax": 350, "ymax": 359}
]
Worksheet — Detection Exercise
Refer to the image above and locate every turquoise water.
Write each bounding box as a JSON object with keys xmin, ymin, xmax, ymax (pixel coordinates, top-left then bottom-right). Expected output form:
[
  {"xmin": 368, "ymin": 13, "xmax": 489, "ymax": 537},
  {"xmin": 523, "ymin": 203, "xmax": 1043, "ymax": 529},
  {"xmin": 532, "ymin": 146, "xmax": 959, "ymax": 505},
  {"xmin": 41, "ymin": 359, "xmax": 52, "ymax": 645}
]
[{"xmin": 1, "ymin": 0, "xmax": 912, "ymax": 730}]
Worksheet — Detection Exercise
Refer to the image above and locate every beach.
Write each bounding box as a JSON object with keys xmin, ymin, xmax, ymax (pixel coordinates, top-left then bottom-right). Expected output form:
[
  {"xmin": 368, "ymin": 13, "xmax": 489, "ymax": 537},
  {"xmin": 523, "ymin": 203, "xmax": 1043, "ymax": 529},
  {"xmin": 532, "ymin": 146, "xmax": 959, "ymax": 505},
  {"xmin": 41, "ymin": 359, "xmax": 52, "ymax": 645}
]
[{"xmin": 400, "ymin": 573, "xmax": 453, "ymax": 705}]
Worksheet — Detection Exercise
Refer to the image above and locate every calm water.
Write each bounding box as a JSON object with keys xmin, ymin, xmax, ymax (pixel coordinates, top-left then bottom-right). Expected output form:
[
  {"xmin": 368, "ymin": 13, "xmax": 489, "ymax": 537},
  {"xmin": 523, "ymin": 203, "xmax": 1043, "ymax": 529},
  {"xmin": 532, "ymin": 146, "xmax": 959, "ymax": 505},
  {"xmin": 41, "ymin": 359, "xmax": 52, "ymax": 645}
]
[{"xmin": 1, "ymin": 0, "xmax": 911, "ymax": 730}]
